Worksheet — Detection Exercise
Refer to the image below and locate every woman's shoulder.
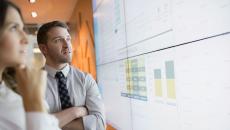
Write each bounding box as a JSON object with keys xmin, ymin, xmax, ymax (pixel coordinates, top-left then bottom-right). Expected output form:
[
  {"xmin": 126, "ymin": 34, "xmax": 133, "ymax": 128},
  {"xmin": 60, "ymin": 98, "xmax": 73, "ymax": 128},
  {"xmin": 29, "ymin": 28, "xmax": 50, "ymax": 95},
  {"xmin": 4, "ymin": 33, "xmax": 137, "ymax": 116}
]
[
  {"xmin": 0, "ymin": 83, "xmax": 25, "ymax": 130},
  {"xmin": 0, "ymin": 82, "xmax": 22, "ymax": 103}
]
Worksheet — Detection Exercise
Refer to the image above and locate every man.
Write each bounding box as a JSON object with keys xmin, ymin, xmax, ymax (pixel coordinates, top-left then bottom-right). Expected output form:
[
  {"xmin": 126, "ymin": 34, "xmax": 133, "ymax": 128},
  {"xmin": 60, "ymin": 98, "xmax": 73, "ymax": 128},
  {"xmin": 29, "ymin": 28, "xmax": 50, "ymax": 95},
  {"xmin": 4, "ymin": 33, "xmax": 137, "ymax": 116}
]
[{"xmin": 37, "ymin": 21, "xmax": 105, "ymax": 130}]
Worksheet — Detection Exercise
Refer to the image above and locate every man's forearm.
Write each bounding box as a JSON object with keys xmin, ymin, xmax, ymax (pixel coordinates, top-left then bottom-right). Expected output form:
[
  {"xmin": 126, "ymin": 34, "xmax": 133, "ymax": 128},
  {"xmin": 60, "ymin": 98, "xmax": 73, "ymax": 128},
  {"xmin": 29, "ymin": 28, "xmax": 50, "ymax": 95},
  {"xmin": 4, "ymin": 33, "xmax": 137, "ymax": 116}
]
[
  {"xmin": 52, "ymin": 106, "xmax": 88, "ymax": 128},
  {"xmin": 62, "ymin": 118, "xmax": 84, "ymax": 130},
  {"xmin": 52, "ymin": 107, "xmax": 77, "ymax": 128}
]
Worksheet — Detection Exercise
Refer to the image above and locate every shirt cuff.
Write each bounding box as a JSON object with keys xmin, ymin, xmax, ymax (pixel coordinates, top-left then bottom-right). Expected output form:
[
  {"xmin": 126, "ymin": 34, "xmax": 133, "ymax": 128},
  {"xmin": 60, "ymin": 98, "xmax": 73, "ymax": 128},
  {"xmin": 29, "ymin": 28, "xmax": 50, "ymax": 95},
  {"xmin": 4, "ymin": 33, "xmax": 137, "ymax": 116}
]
[
  {"xmin": 82, "ymin": 114, "xmax": 105, "ymax": 130},
  {"xmin": 26, "ymin": 112, "xmax": 60, "ymax": 130},
  {"xmin": 82, "ymin": 115, "xmax": 97, "ymax": 130}
]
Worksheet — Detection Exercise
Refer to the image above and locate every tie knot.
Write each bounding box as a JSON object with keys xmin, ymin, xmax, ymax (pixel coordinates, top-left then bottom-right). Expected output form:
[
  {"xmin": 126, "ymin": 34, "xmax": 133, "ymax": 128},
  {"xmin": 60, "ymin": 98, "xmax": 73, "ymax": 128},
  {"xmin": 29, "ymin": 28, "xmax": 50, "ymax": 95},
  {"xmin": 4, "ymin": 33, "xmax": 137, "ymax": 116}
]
[{"xmin": 55, "ymin": 71, "xmax": 65, "ymax": 79}]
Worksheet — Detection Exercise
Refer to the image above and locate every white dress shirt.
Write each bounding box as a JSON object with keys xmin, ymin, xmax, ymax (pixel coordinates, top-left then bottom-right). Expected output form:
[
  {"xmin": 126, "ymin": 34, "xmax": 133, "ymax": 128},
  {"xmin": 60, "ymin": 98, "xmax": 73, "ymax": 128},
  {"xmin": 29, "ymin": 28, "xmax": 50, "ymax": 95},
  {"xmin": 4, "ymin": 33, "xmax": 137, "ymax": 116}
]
[
  {"xmin": 45, "ymin": 64, "xmax": 106, "ymax": 130},
  {"xmin": 0, "ymin": 82, "xmax": 61, "ymax": 130}
]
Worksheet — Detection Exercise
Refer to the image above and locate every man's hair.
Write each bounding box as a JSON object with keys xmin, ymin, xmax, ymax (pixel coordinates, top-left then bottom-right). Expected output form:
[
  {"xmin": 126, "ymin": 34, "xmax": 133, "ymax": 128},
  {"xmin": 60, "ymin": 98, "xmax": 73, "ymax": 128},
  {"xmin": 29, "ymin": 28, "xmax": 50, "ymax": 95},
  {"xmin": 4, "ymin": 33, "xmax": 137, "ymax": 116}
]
[{"xmin": 37, "ymin": 21, "xmax": 69, "ymax": 44}]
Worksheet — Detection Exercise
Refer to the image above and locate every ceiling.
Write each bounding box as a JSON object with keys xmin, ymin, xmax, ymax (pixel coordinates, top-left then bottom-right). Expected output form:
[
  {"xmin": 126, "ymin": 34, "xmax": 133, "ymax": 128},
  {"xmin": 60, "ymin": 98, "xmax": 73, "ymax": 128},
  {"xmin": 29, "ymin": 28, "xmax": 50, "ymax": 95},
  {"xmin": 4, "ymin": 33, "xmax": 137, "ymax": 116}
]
[{"xmin": 10, "ymin": 0, "xmax": 78, "ymax": 24}]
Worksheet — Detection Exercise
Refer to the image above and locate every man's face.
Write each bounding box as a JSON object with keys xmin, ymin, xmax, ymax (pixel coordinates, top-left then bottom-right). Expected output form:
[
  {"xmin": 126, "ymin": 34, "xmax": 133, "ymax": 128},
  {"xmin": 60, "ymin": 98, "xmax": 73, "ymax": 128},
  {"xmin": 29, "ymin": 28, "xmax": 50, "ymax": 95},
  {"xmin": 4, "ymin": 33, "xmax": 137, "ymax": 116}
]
[{"xmin": 45, "ymin": 27, "xmax": 72, "ymax": 64}]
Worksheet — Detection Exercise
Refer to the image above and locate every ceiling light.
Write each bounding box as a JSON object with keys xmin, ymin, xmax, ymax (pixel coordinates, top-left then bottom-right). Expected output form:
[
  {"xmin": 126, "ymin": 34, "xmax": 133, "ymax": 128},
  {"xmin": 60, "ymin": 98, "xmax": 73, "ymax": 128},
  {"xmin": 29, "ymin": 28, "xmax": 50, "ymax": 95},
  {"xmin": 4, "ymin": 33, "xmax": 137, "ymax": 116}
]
[
  {"xmin": 31, "ymin": 11, "xmax": 37, "ymax": 18},
  {"xmin": 29, "ymin": 0, "xmax": 36, "ymax": 3}
]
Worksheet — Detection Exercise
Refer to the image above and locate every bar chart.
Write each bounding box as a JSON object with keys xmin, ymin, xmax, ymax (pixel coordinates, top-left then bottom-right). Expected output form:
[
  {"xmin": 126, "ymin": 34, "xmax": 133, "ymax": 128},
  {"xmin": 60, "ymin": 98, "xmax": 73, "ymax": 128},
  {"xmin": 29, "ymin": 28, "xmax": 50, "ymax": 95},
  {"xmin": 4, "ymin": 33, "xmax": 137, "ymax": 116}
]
[{"xmin": 153, "ymin": 60, "xmax": 176, "ymax": 99}]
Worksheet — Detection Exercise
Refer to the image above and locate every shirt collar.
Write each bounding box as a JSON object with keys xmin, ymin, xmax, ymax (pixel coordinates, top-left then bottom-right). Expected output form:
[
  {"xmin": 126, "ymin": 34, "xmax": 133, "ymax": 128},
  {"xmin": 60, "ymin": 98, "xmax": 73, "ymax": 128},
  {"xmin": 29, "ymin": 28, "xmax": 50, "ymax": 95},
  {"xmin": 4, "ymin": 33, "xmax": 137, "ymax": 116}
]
[{"xmin": 45, "ymin": 64, "xmax": 70, "ymax": 78}]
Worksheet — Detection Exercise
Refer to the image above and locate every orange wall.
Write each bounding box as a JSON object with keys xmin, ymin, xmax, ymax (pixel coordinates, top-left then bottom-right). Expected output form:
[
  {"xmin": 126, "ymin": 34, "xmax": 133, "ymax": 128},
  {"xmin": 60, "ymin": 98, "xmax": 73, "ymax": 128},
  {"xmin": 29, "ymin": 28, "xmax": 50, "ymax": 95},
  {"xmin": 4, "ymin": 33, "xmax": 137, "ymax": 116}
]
[
  {"xmin": 69, "ymin": 0, "xmax": 97, "ymax": 79},
  {"xmin": 69, "ymin": 1, "xmax": 117, "ymax": 129},
  {"xmin": 106, "ymin": 124, "xmax": 117, "ymax": 130}
]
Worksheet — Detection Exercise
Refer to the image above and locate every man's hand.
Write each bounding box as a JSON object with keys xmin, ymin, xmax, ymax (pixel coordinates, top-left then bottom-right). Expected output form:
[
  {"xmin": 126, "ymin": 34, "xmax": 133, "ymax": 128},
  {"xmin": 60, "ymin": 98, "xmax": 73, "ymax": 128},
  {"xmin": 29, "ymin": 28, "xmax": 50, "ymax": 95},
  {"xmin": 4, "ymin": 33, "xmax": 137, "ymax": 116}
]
[
  {"xmin": 53, "ymin": 106, "xmax": 88, "ymax": 128},
  {"xmin": 74, "ymin": 106, "xmax": 88, "ymax": 118}
]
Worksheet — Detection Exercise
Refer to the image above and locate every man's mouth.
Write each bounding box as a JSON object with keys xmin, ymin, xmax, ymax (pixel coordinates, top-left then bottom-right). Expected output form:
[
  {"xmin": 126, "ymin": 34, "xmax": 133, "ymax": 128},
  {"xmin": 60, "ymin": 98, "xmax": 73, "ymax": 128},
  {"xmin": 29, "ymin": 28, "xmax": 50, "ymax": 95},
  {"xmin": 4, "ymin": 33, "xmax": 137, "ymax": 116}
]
[{"xmin": 62, "ymin": 50, "xmax": 71, "ymax": 55}]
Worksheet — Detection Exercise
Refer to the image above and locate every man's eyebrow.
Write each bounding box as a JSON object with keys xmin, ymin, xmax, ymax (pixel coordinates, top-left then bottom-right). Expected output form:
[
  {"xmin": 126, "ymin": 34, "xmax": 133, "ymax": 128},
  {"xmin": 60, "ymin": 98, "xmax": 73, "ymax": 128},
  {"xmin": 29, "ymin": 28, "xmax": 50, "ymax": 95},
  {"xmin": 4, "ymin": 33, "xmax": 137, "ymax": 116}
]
[
  {"xmin": 51, "ymin": 35, "xmax": 71, "ymax": 41},
  {"xmin": 51, "ymin": 36, "xmax": 63, "ymax": 41}
]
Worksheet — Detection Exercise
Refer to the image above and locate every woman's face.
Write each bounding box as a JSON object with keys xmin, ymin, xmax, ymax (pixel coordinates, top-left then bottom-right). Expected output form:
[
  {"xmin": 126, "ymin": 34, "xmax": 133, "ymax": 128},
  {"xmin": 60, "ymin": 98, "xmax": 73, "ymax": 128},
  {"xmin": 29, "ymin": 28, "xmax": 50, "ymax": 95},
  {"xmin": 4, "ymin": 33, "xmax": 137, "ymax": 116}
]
[{"xmin": 0, "ymin": 6, "xmax": 28, "ymax": 67}]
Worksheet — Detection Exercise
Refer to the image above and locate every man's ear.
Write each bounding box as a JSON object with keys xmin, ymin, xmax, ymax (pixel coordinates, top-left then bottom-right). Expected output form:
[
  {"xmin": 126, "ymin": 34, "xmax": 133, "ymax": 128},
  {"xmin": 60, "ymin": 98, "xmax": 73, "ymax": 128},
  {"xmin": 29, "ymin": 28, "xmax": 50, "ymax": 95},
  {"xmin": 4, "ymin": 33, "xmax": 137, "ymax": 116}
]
[{"xmin": 38, "ymin": 44, "xmax": 48, "ymax": 56}]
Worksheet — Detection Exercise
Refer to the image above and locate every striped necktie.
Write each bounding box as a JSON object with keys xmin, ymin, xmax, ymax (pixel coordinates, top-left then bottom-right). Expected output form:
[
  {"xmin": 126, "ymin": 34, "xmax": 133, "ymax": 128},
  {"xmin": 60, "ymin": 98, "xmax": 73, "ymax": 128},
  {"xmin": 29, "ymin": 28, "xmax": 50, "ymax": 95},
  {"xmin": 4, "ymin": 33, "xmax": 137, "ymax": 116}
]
[{"xmin": 55, "ymin": 71, "xmax": 72, "ymax": 110}]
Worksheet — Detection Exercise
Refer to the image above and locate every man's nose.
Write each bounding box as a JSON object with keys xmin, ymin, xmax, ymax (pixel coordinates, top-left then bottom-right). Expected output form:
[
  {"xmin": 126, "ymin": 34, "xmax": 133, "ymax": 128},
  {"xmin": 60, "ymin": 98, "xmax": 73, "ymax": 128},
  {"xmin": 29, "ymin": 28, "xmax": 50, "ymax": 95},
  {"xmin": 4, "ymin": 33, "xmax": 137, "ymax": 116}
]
[{"xmin": 63, "ymin": 39, "xmax": 72, "ymax": 52}]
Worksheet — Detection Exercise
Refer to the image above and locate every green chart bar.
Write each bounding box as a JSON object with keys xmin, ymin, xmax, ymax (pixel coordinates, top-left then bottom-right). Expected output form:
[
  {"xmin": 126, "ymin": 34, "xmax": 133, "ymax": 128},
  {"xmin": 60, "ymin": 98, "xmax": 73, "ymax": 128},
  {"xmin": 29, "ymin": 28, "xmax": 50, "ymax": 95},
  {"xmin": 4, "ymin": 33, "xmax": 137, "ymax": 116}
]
[{"xmin": 165, "ymin": 61, "xmax": 176, "ymax": 99}]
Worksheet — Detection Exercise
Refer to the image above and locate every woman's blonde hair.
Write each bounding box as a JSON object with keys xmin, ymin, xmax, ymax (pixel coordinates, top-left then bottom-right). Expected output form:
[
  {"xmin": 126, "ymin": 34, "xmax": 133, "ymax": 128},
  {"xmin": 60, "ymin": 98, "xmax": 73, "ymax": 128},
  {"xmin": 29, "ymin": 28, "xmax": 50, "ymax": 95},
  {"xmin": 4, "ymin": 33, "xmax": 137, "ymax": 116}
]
[{"xmin": 2, "ymin": 68, "xmax": 18, "ymax": 92}]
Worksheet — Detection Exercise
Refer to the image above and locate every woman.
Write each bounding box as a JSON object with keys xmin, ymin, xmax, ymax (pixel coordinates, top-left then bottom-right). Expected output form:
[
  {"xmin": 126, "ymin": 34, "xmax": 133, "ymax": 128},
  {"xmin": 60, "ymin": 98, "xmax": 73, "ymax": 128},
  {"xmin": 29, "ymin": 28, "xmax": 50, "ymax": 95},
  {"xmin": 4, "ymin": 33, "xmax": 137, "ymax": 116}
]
[{"xmin": 0, "ymin": 0, "xmax": 60, "ymax": 129}]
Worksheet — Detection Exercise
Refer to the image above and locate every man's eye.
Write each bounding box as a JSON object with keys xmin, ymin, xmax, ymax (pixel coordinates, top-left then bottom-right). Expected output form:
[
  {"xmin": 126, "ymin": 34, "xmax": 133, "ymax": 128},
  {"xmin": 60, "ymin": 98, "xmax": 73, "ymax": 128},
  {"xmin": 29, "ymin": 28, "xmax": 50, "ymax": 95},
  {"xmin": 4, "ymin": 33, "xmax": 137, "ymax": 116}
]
[
  {"xmin": 54, "ymin": 39, "xmax": 62, "ymax": 43},
  {"xmin": 66, "ymin": 37, "xmax": 71, "ymax": 41}
]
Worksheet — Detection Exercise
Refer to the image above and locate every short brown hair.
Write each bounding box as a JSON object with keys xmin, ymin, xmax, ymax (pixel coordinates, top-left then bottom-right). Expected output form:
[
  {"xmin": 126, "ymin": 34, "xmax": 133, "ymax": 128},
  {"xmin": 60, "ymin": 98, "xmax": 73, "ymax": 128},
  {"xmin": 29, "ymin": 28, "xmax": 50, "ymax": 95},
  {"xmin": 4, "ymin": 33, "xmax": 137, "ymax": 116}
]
[{"xmin": 37, "ymin": 21, "xmax": 69, "ymax": 44}]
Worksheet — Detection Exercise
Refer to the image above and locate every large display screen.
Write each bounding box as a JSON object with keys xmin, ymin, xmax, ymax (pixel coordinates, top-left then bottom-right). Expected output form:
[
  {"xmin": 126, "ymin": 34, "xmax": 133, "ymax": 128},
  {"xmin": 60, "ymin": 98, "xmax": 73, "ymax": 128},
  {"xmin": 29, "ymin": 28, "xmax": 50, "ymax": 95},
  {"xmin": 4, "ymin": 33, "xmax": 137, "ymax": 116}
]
[{"xmin": 93, "ymin": 0, "xmax": 230, "ymax": 129}]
